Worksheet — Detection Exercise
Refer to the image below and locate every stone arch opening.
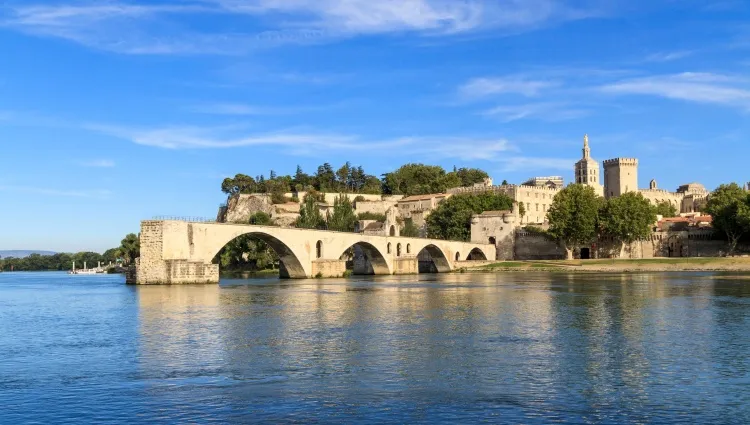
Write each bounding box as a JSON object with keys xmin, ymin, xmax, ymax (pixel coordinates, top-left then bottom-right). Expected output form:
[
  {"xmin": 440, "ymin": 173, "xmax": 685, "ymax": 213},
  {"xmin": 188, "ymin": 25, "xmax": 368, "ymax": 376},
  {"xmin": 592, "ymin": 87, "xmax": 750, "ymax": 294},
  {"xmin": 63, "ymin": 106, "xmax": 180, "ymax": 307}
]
[
  {"xmin": 466, "ymin": 248, "xmax": 488, "ymax": 261},
  {"xmin": 407, "ymin": 244, "xmax": 411, "ymax": 254},
  {"xmin": 455, "ymin": 252, "xmax": 461, "ymax": 261},
  {"xmin": 316, "ymin": 240, "xmax": 323, "ymax": 259},
  {"xmin": 338, "ymin": 242, "xmax": 391, "ymax": 275},
  {"xmin": 387, "ymin": 243, "xmax": 392, "ymax": 254},
  {"xmin": 397, "ymin": 243, "xmax": 402, "ymax": 257},
  {"xmin": 416, "ymin": 244, "xmax": 451, "ymax": 273},
  {"xmin": 211, "ymin": 231, "xmax": 308, "ymax": 279},
  {"xmin": 389, "ymin": 225, "xmax": 396, "ymax": 237},
  {"xmin": 488, "ymin": 237, "xmax": 496, "ymax": 245}
]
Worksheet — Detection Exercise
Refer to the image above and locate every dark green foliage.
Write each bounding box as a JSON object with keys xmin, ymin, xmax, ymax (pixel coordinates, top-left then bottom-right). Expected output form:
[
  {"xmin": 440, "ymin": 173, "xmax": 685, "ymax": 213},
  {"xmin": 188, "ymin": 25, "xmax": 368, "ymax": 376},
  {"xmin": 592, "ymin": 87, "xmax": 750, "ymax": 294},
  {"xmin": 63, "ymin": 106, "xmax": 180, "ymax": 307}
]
[
  {"xmin": 381, "ymin": 163, "xmax": 469, "ymax": 196},
  {"xmin": 357, "ymin": 212, "xmax": 387, "ymax": 222},
  {"xmin": 454, "ymin": 167, "xmax": 489, "ymax": 187},
  {"xmin": 119, "ymin": 233, "xmax": 140, "ymax": 265},
  {"xmin": 249, "ymin": 212, "xmax": 274, "ymax": 226},
  {"xmin": 425, "ymin": 193, "xmax": 514, "ymax": 241},
  {"xmin": 326, "ymin": 194, "xmax": 357, "ymax": 232},
  {"xmin": 501, "ymin": 179, "xmax": 509, "ymax": 186},
  {"xmin": 705, "ymin": 183, "xmax": 750, "ymax": 254},
  {"xmin": 296, "ymin": 193, "xmax": 326, "ymax": 229},
  {"xmin": 401, "ymin": 218, "xmax": 420, "ymax": 237},
  {"xmin": 599, "ymin": 192, "xmax": 656, "ymax": 244},
  {"xmin": 547, "ymin": 184, "xmax": 602, "ymax": 259},
  {"xmin": 654, "ymin": 201, "xmax": 678, "ymax": 218}
]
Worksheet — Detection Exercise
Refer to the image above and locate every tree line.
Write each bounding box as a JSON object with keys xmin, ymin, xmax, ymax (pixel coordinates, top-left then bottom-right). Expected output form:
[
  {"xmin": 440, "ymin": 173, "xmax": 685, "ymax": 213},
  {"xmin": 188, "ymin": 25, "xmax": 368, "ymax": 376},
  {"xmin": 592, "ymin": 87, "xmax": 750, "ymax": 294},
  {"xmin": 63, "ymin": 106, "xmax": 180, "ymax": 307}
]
[
  {"xmin": 0, "ymin": 233, "xmax": 140, "ymax": 272},
  {"xmin": 220, "ymin": 162, "xmax": 490, "ymax": 201},
  {"xmin": 546, "ymin": 182, "xmax": 750, "ymax": 258}
]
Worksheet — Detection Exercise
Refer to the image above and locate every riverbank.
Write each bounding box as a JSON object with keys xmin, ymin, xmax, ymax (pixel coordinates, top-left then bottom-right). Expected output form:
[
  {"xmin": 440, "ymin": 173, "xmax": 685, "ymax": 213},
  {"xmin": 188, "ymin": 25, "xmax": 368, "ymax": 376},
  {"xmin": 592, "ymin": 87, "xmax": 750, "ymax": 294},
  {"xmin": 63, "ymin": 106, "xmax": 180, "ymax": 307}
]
[{"xmin": 461, "ymin": 257, "xmax": 750, "ymax": 273}]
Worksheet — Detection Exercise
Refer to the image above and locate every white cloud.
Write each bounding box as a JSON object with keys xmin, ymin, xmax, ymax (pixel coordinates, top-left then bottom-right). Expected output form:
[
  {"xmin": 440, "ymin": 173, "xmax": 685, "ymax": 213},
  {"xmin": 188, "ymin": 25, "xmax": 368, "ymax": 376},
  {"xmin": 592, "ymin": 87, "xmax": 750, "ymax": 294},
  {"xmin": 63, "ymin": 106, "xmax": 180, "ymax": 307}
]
[
  {"xmin": 496, "ymin": 156, "xmax": 575, "ymax": 172},
  {"xmin": 459, "ymin": 76, "xmax": 556, "ymax": 98},
  {"xmin": 86, "ymin": 122, "xmax": 522, "ymax": 161},
  {"xmin": 0, "ymin": 185, "xmax": 111, "ymax": 198},
  {"xmin": 482, "ymin": 102, "xmax": 589, "ymax": 122},
  {"xmin": 599, "ymin": 72, "xmax": 750, "ymax": 110},
  {"xmin": 644, "ymin": 50, "xmax": 694, "ymax": 62},
  {"xmin": 79, "ymin": 159, "xmax": 115, "ymax": 168},
  {"xmin": 0, "ymin": 0, "xmax": 605, "ymax": 54}
]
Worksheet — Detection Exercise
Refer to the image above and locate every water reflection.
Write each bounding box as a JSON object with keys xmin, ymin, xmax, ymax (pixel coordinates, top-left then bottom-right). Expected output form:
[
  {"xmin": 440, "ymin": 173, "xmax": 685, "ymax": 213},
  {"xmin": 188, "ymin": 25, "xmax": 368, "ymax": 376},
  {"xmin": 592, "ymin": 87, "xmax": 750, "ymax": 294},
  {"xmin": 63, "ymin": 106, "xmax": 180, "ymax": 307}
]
[{"xmin": 5, "ymin": 271, "xmax": 747, "ymax": 423}]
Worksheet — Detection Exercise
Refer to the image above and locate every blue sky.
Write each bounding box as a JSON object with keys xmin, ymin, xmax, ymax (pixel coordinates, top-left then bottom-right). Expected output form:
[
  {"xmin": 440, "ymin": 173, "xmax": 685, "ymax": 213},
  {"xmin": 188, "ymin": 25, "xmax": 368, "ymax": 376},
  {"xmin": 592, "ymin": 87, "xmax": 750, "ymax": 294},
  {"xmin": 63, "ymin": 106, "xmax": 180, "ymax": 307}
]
[{"xmin": 1, "ymin": 0, "xmax": 749, "ymax": 253}]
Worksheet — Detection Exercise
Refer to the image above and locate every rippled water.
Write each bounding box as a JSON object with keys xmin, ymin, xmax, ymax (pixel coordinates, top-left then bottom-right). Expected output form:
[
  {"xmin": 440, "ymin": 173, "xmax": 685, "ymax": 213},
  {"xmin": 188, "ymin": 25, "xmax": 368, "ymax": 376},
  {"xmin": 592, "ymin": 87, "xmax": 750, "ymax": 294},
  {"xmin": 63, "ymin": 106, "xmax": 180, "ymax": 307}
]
[{"xmin": 2, "ymin": 272, "xmax": 750, "ymax": 423}]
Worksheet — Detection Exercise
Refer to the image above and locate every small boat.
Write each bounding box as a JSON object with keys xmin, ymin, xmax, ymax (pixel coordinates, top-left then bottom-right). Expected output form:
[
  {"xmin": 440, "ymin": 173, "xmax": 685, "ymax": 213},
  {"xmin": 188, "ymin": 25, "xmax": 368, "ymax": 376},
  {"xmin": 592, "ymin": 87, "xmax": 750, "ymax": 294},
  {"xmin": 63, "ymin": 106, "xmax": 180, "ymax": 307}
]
[{"xmin": 69, "ymin": 261, "xmax": 105, "ymax": 275}]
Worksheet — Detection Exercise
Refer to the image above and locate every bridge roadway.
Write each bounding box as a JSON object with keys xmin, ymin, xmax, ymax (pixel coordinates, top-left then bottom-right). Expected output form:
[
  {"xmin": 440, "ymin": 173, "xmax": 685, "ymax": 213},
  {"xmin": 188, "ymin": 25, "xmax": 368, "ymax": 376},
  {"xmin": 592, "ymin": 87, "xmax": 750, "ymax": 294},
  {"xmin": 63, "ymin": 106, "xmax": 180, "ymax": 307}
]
[{"xmin": 133, "ymin": 220, "xmax": 496, "ymax": 284}]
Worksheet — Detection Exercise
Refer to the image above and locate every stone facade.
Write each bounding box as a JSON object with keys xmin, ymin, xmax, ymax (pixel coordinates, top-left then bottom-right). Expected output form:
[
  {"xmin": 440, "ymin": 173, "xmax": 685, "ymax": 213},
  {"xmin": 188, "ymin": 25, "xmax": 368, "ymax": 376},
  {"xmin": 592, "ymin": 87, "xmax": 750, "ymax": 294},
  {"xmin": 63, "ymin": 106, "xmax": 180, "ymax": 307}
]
[
  {"xmin": 522, "ymin": 176, "xmax": 564, "ymax": 189},
  {"xmin": 470, "ymin": 210, "xmax": 517, "ymax": 260},
  {"xmin": 574, "ymin": 134, "xmax": 604, "ymax": 197},
  {"xmin": 603, "ymin": 157, "xmax": 639, "ymax": 199}
]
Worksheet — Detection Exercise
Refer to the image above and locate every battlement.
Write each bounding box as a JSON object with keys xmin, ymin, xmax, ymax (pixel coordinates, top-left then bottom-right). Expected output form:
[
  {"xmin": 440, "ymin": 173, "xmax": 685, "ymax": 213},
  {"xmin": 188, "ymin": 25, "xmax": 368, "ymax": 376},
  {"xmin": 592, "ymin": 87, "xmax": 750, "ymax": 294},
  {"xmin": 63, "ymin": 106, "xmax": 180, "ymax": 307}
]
[{"xmin": 603, "ymin": 158, "xmax": 638, "ymax": 166}]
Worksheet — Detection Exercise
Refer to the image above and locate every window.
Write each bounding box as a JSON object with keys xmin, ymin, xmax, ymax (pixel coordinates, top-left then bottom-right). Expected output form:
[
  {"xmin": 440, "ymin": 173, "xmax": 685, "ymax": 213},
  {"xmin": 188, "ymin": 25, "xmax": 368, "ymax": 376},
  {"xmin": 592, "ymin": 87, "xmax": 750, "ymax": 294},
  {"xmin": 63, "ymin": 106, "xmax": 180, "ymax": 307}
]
[
  {"xmin": 397, "ymin": 243, "xmax": 402, "ymax": 257},
  {"xmin": 455, "ymin": 252, "xmax": 460, "ymax": 261},
  {"xmin": 387, "ymin": 243, "xmax": 392, "ymax": 254},
  {"xmin": 316, "ymin": 241, "xmax": 323, "ymax": 259},
  {"xmin": 407, "ymin": 244, "xmax": 411, "ymax": 254},
  {"xmin": 489, "ymin": 237, "xmax": 496, "ymax": 245}
]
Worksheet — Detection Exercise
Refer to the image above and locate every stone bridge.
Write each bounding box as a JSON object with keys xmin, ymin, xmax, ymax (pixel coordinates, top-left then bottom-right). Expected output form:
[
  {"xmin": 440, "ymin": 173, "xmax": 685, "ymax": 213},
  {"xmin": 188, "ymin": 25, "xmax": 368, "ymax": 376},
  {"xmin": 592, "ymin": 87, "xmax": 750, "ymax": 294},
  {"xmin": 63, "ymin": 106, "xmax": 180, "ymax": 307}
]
[{"xmin": 133, "ymin": 220, "xmax": 496, "ymax": 284}]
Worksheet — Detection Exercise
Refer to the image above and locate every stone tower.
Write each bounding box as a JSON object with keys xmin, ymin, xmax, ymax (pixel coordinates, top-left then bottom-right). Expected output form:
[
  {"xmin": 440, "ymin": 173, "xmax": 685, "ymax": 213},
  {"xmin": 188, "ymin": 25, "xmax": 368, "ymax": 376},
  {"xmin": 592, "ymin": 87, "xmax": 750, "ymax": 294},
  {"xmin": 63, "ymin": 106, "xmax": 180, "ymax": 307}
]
[
  {"xmin": 574, "ymin": 134, "xmax": 604, "ymax": 196},
  {"xmin": 603, "ymin": 158, "xmax": 639, "ymax": 199}
]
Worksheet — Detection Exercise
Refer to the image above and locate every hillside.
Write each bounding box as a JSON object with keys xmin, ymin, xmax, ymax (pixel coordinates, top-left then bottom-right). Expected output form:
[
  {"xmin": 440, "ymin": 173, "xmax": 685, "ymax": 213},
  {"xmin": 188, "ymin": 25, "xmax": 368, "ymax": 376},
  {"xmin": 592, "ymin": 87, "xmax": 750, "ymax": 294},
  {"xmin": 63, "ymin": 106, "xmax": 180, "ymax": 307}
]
[{"xmin": 0, "ymin": 250, "xmax": 57, "ymax": 259}]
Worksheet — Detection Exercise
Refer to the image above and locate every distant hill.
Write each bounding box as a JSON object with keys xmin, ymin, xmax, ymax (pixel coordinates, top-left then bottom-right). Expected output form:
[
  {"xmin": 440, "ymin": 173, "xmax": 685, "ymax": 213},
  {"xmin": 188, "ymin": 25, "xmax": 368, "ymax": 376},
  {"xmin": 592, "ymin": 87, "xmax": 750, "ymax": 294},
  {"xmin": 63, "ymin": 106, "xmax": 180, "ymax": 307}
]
[{"xmin": 0, "ymin": 250, "xmax": 57, "ymax": 259}]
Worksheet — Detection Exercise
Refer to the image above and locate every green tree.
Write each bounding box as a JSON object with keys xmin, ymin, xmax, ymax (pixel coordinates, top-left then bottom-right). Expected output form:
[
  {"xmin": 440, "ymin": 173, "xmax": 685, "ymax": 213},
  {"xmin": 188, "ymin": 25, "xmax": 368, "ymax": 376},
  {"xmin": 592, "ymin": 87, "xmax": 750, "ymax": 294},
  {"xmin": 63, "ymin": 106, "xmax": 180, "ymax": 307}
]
[
  {"xmin": 705, "ymin": 183, "xmax": 750, "ymax": 254},
  {"xmin": 382, "ymin": 163, "xmax": 480, "ymax": 196},
  {"xmin": 501, "ymin": 179, "xmax": 509, "ymax": 186},
  {"xmin": 119, "ymin": 233, "xmax": 140, "ymax": 265},
  {"xmin": 221, "ymin": 174, "xmax": 257, "ymax": 195},
  {"xmin": 599, "ymin": 192, "xmax": 656, "ymax": 256},
  {"xmin": 249, "ymin": 211, "xmax": 274, "ymax": 226},
  {"xmin": 401, "ymin": 218, "xmax": 420, "ymax": 237},
  {"xmin": 296, "ymin": 193, "xmax": 326, "ymax": 229},
  {"xmin": 453, "ymin": 167, "xmax": 489, "ymax": 187},
  {"xmin": 425, "ymin": 193, "xmax": 514, "ymax": 241},
  {"xmin": 357, "ymin": 212, "xmax": 387, "ymax": 222},
  {"xmin": 654, "ymin": 201, "xmax": 678, "ymax": 218},
  {"xmin": 546, "ymin": 184, "xmax": 602, "ymax": 259},
  {"xmin": 327, "ymin": 194, "xmax": 357, "ymax": 232}
]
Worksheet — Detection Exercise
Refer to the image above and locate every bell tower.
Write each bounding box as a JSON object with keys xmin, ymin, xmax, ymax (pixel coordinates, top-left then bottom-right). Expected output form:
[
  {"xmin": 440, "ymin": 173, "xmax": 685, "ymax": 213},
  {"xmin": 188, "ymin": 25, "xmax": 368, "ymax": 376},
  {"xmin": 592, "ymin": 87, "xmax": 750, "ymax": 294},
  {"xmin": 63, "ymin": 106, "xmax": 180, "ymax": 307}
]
[{"xmin": 574, "ymin": 134, "xmax": 603, "ymax": 196}]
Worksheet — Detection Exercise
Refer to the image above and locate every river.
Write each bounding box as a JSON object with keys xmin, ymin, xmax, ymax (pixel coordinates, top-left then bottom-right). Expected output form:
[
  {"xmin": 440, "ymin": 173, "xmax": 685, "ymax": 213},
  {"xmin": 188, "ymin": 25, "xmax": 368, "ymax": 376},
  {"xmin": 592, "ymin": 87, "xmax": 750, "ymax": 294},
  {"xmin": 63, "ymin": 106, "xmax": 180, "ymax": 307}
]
[{"xmin": 1, "ymin": 271, "xmax": 749, "ymax": 423}]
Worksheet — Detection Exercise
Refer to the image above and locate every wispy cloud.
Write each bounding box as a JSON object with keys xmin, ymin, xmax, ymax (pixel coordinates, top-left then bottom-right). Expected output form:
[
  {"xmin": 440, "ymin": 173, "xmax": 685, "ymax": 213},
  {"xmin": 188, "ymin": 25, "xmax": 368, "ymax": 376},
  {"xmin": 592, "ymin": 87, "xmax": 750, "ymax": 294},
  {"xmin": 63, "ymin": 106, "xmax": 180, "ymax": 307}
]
[
  {"xmin": 599, "ymin": 72, "xmax": 750, "ymax": 110},
  {"xmin": 482, "ymin": 102, "xmax": 589, "ymax": 122},
  {"xmin": 644, "ymin": 50, "xmax": 694, "ymax": 62},
  {"xmin": 459, "ymin": 76, "xmax": 556, "ymax": 98},
  {"xmin": 79, "ymin": 159, "xmax": 115, "ymax": 168},
  {"xmin": 0, "ymin": 0, "xmax": 606, "ymax": 54},
  {"xmin": 0, "ymin": 185, "xmax": 111, "ymax": 198},
  {"xmin": 496, "ymin": 156, "xmax": 575, "ymax": 172},
  {"xmin": 86, "ymin": 122, "xmax": 522, "ymax": 161}
]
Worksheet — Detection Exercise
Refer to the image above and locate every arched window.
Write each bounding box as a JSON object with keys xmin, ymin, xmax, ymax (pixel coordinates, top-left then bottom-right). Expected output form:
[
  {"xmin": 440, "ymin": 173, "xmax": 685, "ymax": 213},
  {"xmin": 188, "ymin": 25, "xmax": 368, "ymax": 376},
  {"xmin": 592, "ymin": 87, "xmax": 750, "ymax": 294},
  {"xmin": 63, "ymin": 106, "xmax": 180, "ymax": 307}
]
[
  {"xmin": 406, "ymin": 244, "xmax": 411, "ymax": 254},
  {"xmin": 455, "ymin": 252, "xmax": 460, "ymax": 261},
  {"xmin": 387, "ymin": 243, "xmax": 392, "ymax": 254},
  {"xmin": 316, "ymin": 241, "xmax": 323, "ymax": 258},
  {"xmin": 489, "ymin": 237, "xmax": 496, "ymax": 245},
  {"xmin": 397, "ymin": 243, "xmax": 402, "ymax": 257},
  {"xmin": 389, "ymin": 226, "xmax": 396, "ymax": 236}
]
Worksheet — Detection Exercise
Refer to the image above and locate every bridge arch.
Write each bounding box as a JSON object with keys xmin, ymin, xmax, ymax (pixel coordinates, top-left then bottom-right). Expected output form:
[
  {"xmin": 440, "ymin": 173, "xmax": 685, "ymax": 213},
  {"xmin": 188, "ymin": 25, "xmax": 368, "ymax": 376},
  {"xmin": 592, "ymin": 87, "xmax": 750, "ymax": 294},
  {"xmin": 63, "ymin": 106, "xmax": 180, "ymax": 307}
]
[
  {"xmin": 337, "ymin": 241, "xmax": 391, "ymax": 275},
  {"xmin": 466, "ymin": 247, "xmax": 488, "ymax": 261},
  {"xmin": 210, "ymin": 230, "xmax": 309, "ymax": 278},
  {"xmin": 416, "ymin": 244, "xmax": 451, "ymax": 273}
]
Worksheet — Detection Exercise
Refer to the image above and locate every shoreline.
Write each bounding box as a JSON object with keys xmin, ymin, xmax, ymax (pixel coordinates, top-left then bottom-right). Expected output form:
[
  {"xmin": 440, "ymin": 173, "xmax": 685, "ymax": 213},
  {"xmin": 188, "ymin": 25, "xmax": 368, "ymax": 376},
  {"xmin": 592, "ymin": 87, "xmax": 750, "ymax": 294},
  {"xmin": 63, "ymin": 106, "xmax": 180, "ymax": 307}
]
[{"xmin": 460, "ymin": 258, "xmax": 750, "ymax": 273}]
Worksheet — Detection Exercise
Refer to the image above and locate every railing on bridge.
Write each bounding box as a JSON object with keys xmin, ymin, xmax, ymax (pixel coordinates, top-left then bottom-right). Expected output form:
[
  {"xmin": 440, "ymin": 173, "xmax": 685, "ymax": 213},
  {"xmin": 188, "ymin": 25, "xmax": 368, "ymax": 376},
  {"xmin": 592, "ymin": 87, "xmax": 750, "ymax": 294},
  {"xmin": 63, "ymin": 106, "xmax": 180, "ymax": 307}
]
[{"xmin": 152, "ymin": 216, "xmax": 216, "ymax": 223}]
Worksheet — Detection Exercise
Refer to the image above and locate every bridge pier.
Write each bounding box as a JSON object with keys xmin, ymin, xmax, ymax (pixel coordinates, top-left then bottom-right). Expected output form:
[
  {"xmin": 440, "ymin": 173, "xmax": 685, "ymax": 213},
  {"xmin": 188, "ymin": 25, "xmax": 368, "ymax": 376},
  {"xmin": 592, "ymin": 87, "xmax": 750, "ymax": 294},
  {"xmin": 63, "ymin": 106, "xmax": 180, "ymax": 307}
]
[
  {"xmin": 311, "ymin": 260, "xmax": 347, "ymax": 278},
  {"xmin": 393, "ymin": 257, "xmax": 418, "ymax": 275}
]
